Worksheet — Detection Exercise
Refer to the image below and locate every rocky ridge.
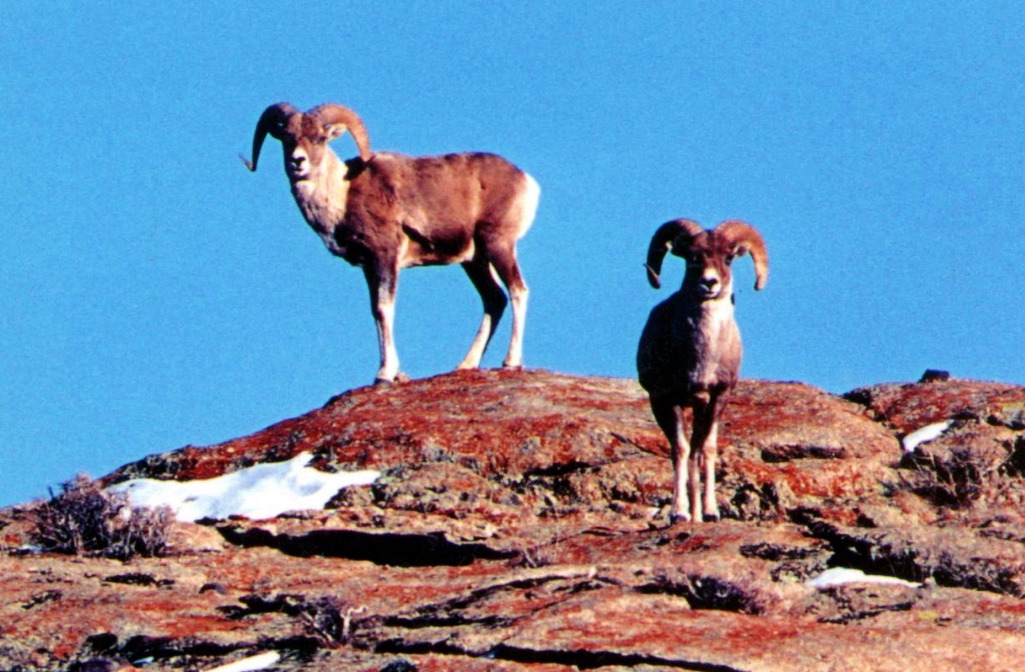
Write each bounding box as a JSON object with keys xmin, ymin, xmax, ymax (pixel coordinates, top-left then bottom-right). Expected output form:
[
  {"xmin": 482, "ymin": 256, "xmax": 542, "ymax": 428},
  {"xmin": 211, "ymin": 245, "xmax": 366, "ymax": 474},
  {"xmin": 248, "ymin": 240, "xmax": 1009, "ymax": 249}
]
[{"xmin": 3, "ymin": 369, "xmax": 1025, "ymax": 671}]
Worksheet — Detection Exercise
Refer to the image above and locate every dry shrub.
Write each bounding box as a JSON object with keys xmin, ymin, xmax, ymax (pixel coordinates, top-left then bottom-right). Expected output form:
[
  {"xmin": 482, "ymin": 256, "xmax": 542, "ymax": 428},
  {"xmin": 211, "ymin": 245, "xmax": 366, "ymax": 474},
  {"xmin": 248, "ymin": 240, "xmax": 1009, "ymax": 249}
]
[
  {"xmin": 31, "ymin": 475, "xmax": 172, "ymax": 560},
  {"xmin": 642, "ymin": 570, "xmax": 764, "ymax": 614},
  {"xmin": 1000, "ymin": 436, "xmax": 1025, "ymax": 477},
  {"xmin": 297, "ymin": 597, "xmax": 367, "ymax": 647},
  {"xmin": 897, "ymin": 447, "xmax": 987, "ymax": 510},
  {"xmin": 893, "ymin": 425, "xmax": 1025, "ymax": 512}
]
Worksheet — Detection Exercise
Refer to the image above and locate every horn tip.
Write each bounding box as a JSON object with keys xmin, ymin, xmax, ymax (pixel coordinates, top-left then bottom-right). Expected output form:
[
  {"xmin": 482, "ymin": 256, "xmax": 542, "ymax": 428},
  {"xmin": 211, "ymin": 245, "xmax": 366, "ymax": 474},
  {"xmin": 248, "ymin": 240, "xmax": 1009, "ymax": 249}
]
[{"xmin": 644, "ymin": 264, "xmax": 663, "ymax": 289}]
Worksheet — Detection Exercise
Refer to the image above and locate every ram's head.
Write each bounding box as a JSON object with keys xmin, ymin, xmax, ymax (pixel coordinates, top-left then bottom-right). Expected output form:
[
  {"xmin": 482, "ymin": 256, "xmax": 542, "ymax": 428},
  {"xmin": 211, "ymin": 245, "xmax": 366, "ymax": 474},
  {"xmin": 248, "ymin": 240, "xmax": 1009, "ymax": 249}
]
[
  {"xmin": 645, "ymin": 219, "xmax": 768, "ymax": 300},
  {"xmin": 242, "ymin": 102, "xmax": 372, "ymax": 182}
]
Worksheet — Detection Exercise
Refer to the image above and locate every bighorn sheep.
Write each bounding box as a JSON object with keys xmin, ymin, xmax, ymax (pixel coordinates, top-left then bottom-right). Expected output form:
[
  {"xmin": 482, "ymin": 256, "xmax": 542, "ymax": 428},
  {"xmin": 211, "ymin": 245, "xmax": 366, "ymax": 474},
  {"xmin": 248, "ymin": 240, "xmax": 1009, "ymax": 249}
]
[
  {"xmin": 636, "ymin": 219, "xmax": 768, "ymax": 523},
  {"xmin": 243, "ymin": 102, "xmax": 539, "ymax": 384}
]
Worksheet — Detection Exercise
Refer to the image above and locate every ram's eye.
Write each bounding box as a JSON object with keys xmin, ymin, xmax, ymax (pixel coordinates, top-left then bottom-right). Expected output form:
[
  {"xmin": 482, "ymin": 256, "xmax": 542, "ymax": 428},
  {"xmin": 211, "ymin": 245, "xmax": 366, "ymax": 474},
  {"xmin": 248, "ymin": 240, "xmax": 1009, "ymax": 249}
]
[{"xmin": 724, "ymin": 254, "xmax": 735, "ymax": 265}]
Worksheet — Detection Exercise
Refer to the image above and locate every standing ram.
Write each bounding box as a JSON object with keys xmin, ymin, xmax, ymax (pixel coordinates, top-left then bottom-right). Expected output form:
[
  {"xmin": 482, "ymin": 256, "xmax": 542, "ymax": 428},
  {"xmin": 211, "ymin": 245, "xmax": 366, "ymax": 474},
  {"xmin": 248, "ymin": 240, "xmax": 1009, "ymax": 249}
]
[
  {"xmin": 637, "ymin": 219, "xmax": 769, "ymax": 523},
  {"xmin": 243, "ymin": 102, "xmax": 539, "ymax": 384}
]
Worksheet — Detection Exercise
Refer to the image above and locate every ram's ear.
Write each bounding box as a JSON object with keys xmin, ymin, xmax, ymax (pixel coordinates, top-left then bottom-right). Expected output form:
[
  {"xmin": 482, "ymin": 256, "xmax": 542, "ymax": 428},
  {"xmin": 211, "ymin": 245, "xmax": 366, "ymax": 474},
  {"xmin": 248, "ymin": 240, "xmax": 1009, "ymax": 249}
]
[
  {"xmin": 310, "ymin": 103, "xmax": 373, "ymax": 162},
  {"xmin": 323, "ymin": 123, "xmax": 349, "ymax": 141}
]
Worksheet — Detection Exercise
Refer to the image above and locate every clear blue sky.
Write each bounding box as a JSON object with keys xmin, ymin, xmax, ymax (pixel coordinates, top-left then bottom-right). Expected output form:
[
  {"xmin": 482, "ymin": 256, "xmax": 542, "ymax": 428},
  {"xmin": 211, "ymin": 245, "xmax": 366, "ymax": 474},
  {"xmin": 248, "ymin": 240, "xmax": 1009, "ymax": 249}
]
[{"xmin": 2, "ymin": 3, "xmax": 1023, "ymax": 507}]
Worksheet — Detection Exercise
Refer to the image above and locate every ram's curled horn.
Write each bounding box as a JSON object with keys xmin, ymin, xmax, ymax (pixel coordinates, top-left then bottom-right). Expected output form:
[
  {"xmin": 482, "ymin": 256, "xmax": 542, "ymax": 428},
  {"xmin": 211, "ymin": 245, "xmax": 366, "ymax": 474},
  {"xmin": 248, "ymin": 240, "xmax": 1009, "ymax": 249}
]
[
  {"xmin": 242, "ymin": 102, "xmax": 299, "ymax": 172},
  {"xmin": 715, "ymin": 220, "xmax": 769, "ymax": 290},
  {"xmin": 644, "ymin": 218, "xmax": 705, "ymax": 289},
  {"xmin": 310, "ymin": 103, "xmax": 373, "ymax": 163}
]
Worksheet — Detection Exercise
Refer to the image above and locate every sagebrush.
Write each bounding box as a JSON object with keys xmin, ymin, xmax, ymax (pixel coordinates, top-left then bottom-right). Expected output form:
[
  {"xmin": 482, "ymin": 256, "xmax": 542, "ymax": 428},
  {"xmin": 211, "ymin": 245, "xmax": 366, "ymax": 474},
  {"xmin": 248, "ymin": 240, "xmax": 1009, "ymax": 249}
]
[{"xmin": 31, "ymin": 475, "xmax": 172, "ymax": 559}]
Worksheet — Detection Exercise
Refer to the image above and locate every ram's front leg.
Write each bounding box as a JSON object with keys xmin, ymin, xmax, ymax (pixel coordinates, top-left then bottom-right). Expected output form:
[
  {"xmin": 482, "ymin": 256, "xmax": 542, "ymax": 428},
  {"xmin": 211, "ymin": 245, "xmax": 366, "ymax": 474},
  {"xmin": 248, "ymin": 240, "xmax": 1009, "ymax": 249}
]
[
  {"xmin": 691, "ymin": 396, "xmax": 724, "ymax": 522},
  {"xmin": 651, "ymin": 399, "xmax": 691, "ymax": 524},
  {"xmin": 363, "ymin": 262, "xmax": 401, "ymax": 384},
  {"xmin": 698, "ymin": 421, "xmax": 720, "ymax": 521}
]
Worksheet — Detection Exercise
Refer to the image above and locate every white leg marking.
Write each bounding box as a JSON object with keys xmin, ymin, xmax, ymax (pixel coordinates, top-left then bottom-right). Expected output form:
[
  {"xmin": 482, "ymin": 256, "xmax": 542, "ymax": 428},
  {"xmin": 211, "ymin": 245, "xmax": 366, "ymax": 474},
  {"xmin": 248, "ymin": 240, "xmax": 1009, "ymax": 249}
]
[
  {"xmin": 670, "ymin": 409, "xmax": 691, "ymax": 523},
  {"xmin": 374, "ymin": 298, "xmax": 400, "ymax": 382},
  {"xmin": 703, "ymin": 421, "xmax": 720, "ymax": 520},
  {"xmin": 458, "ymin": 312, "xmax": 494, "ymax": 369},
  {"xmin": 503, "ymin": 286, "xmax": 528, "ymax": 368}
]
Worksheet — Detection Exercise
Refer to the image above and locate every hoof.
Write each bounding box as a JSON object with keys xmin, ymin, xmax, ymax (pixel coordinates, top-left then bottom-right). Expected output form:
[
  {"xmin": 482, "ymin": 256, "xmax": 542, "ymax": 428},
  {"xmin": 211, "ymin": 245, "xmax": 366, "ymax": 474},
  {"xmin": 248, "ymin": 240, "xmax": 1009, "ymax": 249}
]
[
  {"xmin": 702, "ymin": 513, "xmax": 721, "ymax": 523},
  {"xmin": 373, "ymin": 371, "xmax": 409, "ymax": 386},
  {"xmin": 668, "ymin": 512, "xmax": 692, "ymax": 526}
]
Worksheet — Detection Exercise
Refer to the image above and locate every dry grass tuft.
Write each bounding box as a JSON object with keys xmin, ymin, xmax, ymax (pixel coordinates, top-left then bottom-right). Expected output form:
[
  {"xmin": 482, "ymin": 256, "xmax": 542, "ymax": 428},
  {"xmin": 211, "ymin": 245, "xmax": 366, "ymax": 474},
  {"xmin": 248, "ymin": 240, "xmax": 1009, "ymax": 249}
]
[{"xmin": 31, "ymin": 475, "xmax": 173, "ymax": 560}]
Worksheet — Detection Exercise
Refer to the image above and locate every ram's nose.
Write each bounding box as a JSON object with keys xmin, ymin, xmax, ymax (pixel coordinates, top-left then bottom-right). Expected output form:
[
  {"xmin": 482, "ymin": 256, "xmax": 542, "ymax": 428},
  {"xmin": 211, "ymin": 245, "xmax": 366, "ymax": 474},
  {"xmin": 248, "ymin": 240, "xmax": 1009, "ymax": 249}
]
[{"xmin": 700, "ymin": 274, "xmax": 720, "ymax": 293}]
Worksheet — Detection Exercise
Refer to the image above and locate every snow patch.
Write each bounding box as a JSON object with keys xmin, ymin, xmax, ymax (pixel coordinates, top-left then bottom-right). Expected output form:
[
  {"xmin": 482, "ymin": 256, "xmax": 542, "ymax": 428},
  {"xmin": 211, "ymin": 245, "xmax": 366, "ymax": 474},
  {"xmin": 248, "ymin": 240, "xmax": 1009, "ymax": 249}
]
[
  {"xmin": 205, "ymin": 652, "xmax": 281, "ymax": 672},
  {"xmin": 902, "ymin": 420, "xmax": 954, "ymax": 453},
  {"xmin": 109, "ymin": 452, "xmax": 379, "ymax": 522},
  {"xmin": 806, "ymin": 567, "xmax": 921, "ymax": 589}
]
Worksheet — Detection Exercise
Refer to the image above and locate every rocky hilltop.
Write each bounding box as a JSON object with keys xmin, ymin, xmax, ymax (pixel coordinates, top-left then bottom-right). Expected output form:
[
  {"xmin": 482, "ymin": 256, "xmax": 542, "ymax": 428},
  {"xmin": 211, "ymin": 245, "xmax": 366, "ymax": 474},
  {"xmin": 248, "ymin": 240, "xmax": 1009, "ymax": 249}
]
[{"xmin": 3, "ymin": 369, "xmax": 1025, "ymax": 671}]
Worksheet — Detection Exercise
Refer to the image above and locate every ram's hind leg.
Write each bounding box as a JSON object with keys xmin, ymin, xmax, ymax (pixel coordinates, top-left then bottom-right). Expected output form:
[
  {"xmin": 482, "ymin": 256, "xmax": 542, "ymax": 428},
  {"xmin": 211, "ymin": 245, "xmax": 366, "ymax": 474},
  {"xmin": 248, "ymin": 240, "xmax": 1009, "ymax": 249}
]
[
  {"xmin": 458, "ymin": 255, "xmax": 508, "ymax": 370},
  {"xmin": 488, "ymin": 244, "xmax": 528, "ymax": 369}
]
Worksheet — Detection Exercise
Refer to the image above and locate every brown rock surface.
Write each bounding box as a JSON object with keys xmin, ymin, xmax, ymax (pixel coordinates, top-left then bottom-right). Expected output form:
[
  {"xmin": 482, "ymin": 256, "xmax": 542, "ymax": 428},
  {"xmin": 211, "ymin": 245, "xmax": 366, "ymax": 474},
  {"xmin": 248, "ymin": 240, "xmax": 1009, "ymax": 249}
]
[{"xmin": 3, "ymin": 369, "xmax": 1025, "ymax": 671}]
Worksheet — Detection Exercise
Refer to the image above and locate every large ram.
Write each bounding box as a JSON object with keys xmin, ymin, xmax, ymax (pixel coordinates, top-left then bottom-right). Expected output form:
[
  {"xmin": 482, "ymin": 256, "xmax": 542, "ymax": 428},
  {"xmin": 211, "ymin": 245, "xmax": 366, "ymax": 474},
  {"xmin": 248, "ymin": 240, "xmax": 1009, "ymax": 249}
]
[{"xmin": 244, "ymin": 102, "xmax": 539, "ymax": 384}]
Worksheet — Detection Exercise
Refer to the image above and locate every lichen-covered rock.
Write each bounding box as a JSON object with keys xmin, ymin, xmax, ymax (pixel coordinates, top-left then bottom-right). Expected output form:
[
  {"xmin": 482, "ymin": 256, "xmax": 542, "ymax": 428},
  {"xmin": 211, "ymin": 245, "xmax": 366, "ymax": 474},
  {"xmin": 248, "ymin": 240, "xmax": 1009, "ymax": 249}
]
[
  {"xmin": 4, "ymin": 370, "xmax": 1025, "ymax": 671},
  {"xmin": 845, "ymin": 376, "xmax": 1025, "ymax": 433}
]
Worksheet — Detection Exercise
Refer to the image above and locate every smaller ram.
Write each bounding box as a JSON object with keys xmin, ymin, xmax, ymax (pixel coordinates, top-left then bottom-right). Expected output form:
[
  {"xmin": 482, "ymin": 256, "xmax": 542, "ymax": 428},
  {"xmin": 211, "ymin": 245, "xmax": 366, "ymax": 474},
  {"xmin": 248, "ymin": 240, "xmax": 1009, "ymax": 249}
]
[
  {"xmin": 636, "ymin": 219, "xmax": 768, "ymax": 523},
  {"xmin": 243, "ymin": 102, "xmax": 539, "ymax": 384}
]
